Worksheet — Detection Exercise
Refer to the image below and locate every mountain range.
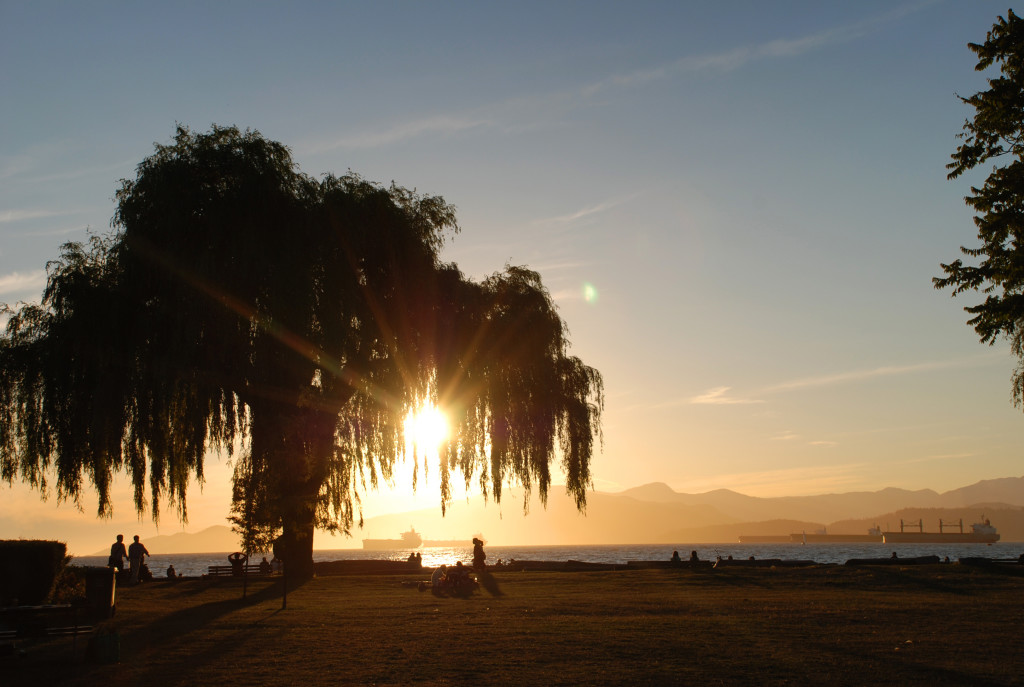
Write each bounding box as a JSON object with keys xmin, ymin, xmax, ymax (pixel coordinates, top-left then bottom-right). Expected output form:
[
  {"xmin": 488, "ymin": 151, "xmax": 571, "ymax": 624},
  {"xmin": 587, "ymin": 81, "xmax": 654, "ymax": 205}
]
[{"xmin": 119, "ymin": 476, "xmax": 1024, "ymax": 554}]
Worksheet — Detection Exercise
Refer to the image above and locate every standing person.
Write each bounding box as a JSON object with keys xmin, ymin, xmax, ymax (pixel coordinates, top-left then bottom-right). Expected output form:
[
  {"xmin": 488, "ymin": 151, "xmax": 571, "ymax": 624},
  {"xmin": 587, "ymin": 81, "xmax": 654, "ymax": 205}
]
[
  {"xmin": 472, "ymin": 537, "xmax": 486, "ymax": 570},
  {"xmin": 108, "ymin": 534, "xmax": 128, "ymax": 571},
  {"xmin": 128, "ymin": 535, "xmax": 150, "ymax": 584}
]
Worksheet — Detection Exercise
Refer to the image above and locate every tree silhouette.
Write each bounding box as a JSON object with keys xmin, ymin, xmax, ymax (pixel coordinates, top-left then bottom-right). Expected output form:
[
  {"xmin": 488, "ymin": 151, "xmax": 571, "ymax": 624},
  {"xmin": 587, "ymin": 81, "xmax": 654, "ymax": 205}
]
[
  {"xmin": 0, "ymin": 126, "xmax": 603, "ymax": 577},
  {"xmin": 937, "ymin": 10, "xmax": 1024, "ymax": 406}
]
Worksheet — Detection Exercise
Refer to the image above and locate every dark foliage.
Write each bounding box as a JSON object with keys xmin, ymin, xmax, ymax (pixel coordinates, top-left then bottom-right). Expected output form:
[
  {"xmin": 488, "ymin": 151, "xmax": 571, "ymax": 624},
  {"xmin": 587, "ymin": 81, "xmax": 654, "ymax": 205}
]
[
  {"xmin": 936, "ymin": 10, "xmax": 1024, "ymax": 404},
  {"xmin": 0, "ymin": 540, "xmax": 67, "ymax": 605}
]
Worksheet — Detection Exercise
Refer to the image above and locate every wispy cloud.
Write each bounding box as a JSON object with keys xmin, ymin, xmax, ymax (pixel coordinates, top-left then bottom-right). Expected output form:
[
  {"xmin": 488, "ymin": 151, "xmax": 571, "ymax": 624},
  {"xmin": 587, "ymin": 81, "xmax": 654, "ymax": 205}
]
[
  {"xmin": 534, "ymin": 191, "xmax": 645, "ymax": 227},
  {"xmin": 11, "ymin": 223, "xmax": 91, "ymax": 238},
  {"xmin": 760, "ymin": 354, "xmax": 1002, "ymax": 394},
  {"xmin": 0, "ymin": 209, "xmax": 80, "ymax": 224},
  {"xmin": 681, "ymin": 352, "xmax": 1000, "ymax": 413},
  {"xmin": 689, "ymin": 386, "xmax": 764, "ymax": 406},
  {"xmin": 21, "ymin": 160, "xmax": 134, "ymax": 184},
  {"xmin": 0, "ymin": 269, "xmax": 47, "ymax": 297},
  {"xmin": 307, "ymin": 4, "xmax": 934, "ymax": 154},
  {"xmin": 587, "ymin": 1, "xmax": 935, "ymax": 95},
  {"xmin": 770, "ymin": 431, "xmax": 839, "ymax": 447},
  {"xmin": 771, "ymin": 431, "xmax": 801, "ymax": 441}
]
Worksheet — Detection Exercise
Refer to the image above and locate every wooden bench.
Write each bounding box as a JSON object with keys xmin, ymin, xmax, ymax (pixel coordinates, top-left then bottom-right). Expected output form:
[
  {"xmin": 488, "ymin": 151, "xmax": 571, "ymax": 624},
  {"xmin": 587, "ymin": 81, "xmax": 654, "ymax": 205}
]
[
  {"xmin": 206, "ymin": 564, "xmax": 272, "ymax": 577},
  {"xmin": 0, "ymin": 604, "xmax": 95, "ymax": 653}
]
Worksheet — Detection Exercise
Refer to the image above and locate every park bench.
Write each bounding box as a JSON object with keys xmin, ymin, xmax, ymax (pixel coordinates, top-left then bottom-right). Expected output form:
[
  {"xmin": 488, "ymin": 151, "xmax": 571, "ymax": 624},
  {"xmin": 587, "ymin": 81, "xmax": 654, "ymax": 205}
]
[
  {"xmin": 0, "ymin": 603, "xmax": 96, "ymax": 658},
  {"xmin": 206, "ymin": 564, "xmax": 272, "ymax": 577}
]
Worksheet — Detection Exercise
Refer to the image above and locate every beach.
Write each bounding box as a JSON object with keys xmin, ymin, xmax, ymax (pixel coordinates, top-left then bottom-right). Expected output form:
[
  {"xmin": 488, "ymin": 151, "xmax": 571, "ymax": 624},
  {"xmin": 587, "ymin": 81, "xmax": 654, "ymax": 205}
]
[{"xmin": 6, "ymin": 563, "xmax": 1023, "ymax": 686}]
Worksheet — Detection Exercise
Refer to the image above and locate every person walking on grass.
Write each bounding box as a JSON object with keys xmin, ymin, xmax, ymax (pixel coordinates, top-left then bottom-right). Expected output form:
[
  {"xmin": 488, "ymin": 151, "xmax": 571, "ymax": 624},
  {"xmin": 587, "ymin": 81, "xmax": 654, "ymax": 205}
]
[
  {"xmin": 472, "ymin": 538, "xmax": 486, "ymax": 570},
  {"xmin": 128, "ymin": 535, "xmax": 150, "ymax": 584},
  {"xmin": 108, "ymin": 534, "xmax": 128, "ymax": 572}
]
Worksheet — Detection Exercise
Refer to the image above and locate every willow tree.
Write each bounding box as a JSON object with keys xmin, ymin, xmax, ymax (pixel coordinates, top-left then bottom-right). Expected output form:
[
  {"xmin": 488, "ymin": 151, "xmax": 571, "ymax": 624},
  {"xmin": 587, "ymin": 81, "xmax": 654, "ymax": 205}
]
[{"xmin": 0, "ymin": 126, "xmax": 603, "ymax": 578}]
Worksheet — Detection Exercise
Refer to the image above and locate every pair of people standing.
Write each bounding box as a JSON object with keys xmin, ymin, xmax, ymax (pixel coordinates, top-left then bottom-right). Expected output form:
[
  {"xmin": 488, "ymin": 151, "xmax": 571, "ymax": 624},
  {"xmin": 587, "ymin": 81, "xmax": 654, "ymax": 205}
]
[{"xmin": 109, "ymin": 534, "xmax": 150, "ymax": 583}]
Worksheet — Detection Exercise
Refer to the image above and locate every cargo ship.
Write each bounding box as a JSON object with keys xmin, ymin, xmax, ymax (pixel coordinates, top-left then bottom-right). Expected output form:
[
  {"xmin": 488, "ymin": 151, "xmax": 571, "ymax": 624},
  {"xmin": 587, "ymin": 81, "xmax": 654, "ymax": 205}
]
[
  {"xmin": 881, "ymin": 518, "xmax": 999, "ymax": 544},
  {"xmin": 791, "ymin": 526, "xmax": 884, "ymax": 544},
  {"xmin": 362, "ymin": 527, "xmax": 423, "ymax": 550},
  {"xmin": 739, "ymin": 527, "xmax": 883, "ymax": 544}
]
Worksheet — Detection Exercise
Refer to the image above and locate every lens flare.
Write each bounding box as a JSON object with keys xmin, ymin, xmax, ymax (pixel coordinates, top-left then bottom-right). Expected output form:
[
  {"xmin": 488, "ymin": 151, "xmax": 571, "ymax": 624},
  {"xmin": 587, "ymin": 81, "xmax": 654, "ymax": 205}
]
[{"xmin": 583, "ymin": 282, "xmax": 599, "ymax": 304}]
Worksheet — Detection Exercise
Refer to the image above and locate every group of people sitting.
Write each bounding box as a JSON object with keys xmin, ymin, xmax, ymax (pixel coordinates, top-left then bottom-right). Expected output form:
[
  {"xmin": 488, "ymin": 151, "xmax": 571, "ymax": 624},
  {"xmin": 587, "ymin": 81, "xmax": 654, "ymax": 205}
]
[
  {"xmin": 228, "ymin": 552, "xmax": 279, "ymax": 575},
  {"xmin": 420, "ymin": 561, "xmax": 477, "ymax": 594},
  {"xmin": 412, "ymin": 538, "xmax": 488, "ymax": 594},
  {"xmin": 670, "ymin": 550, "xmax": 701, "ymax": 563}
]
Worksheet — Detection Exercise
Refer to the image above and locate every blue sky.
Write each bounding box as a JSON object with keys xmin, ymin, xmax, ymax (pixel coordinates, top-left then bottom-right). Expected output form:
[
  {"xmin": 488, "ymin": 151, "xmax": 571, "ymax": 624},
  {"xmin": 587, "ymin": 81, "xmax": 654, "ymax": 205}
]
[{"xmin": 2, "ymin": 1, "xmax": 1022, "ymax": 553}]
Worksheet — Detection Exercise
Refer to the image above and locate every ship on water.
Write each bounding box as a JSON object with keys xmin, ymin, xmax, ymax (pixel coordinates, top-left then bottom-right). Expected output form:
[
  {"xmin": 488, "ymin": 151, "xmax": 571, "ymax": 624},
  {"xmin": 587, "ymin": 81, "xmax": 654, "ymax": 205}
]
[
  {"xmin": 739, "ymin": 526, "xmax": 883, "ymax": 544},
  {"xmin": 362, "ymin": 527, "xmax": 422, "ymax": 550},
  {"xmin": 882, "ymin": 518, "xmax": 1000, "ymax": 544},
  {"xmin": 791, "ymin": 526, "xmax": 884, "ymax": 544},
  {"xmin": 362, "ymin": 528, "xmax": 480, "ymax": 550}
]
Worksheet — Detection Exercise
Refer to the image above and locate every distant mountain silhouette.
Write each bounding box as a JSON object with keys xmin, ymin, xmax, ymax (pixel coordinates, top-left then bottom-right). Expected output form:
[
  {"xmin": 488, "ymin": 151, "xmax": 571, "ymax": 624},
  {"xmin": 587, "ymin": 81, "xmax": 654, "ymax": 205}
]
[
  {"xmin": 939, "ymin": 476, "xmax": 1024, "ymax": 507},
  {"xmin": 359, "ymin": 476, "xmax": 1024, "ymax": 546},
  {"xmin": 89, "ymin": 476, "xmax": 1023, "ymax": 553},
  {"xmin": 90, "ymin": 525, "xmax": 241, "ymax": 556},
  {"xmin": 618, "ymin": 477, "xmax": 1024, "ymax": 524}
]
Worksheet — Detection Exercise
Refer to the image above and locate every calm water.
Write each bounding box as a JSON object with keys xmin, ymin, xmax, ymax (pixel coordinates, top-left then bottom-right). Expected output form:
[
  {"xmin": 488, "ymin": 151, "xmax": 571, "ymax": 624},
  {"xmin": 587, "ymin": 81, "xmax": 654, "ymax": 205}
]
[{"xmin": 73, "ymin": 541, "xmax": 1023, "ymax": 578}]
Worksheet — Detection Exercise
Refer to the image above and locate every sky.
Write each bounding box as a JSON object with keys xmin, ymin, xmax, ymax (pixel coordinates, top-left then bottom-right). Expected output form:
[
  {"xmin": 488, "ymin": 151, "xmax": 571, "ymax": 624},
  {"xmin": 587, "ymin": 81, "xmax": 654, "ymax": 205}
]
[{"xmin": 2, "ymin": 1, "xmax": 1023, "ymax": 555}]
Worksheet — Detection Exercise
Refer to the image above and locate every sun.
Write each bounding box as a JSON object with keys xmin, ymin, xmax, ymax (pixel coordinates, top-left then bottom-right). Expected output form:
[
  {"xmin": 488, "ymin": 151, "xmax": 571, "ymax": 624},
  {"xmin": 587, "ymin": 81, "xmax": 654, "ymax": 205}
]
[{"xmin": 404, "ymin": 404, "xmax": 450, "ymax": 456}]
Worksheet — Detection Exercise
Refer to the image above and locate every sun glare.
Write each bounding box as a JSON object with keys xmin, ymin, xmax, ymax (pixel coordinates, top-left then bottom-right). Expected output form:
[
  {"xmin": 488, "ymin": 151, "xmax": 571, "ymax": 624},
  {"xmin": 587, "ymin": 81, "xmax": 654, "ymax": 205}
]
[{"xmin": 404, "ymin": 404, "xmax": 450, "ymax": 455}]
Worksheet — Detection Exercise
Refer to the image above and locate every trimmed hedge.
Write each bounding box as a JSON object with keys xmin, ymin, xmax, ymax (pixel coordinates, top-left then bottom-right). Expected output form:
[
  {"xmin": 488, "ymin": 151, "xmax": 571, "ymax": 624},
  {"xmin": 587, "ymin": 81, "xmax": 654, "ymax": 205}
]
[{"xmin": 0, "ymin": 540, "xmax": 67, "ymax": 605}]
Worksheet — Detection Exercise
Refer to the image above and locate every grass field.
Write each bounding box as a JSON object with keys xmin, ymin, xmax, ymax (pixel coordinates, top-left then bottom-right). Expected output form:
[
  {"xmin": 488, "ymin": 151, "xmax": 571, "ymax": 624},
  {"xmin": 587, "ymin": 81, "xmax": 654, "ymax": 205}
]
[{"xmin": 5, "ymin": 564, "xmax": 1023, "ymax": 686}]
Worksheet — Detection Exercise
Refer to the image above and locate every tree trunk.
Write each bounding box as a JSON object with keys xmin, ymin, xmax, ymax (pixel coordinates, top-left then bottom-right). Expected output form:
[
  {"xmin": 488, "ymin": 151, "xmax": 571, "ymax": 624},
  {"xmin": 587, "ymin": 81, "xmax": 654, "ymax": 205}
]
[
  {"xmin": 278, "ymin": 471, "xmax": 320, "ymax": 580},
  {"xmin": 280, "ymin": 514, "xmax": 316, "ymax": 580}
]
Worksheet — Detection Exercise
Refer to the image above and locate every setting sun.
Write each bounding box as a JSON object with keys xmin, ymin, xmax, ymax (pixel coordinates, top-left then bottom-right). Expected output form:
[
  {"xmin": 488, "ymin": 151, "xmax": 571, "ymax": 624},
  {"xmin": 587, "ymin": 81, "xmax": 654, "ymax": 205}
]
[{"xmin": 404, "ymin": 404, "xmax": 450, "ymax": 455}]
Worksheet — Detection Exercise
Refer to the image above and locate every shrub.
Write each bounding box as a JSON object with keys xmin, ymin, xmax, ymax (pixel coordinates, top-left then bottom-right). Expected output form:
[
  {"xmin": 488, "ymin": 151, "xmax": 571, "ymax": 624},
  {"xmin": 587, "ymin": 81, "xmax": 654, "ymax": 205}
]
[{"xmin": 0, "ymin": 540, "xmax": 67, "ymax": 605}]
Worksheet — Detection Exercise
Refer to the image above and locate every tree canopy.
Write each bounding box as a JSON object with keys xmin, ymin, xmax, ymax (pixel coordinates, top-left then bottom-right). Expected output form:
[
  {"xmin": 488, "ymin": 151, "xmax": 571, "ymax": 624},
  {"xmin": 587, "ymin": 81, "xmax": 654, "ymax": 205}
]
[
  {"xmin": 936, "ymin": 9, "xmax": 1024, "ymax": 405},
  {"xmin": 0, "ymin": 126, "xmax": 603, "ymax": 576}
]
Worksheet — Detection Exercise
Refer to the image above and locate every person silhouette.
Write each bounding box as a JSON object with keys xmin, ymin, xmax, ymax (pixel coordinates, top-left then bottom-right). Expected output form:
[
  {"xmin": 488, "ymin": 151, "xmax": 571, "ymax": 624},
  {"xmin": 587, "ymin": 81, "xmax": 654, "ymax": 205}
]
[
  {"xmin": 128, "ymin": 535, "xmax": 150, "ymax": 584},
  {"xmin": 108, "ymin": 535, "xmax": 128, "ymax": 572},
  {"xmin": 472, "ymin": 538, "xmax": 486, "ymax": 570},
  {"xmin": 431, "ymin": 564, "xmax": 447, "ymax": 590},
  {"xmin": 228, "ymin": 552, "xmax": 247, "ymax": 576}
]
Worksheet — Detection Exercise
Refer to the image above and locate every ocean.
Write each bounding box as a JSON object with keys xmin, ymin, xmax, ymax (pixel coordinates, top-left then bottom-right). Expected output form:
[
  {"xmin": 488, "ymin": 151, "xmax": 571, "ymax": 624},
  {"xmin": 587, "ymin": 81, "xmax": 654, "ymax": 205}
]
[{"xmin": 72, "ymin": 541, "xmax": 1023, "ymax": 578}]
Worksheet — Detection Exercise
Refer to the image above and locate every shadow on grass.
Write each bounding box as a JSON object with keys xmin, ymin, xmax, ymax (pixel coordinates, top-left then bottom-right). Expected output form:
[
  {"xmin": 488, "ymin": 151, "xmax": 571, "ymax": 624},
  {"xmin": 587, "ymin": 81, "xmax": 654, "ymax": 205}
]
[
  {"xmin": 477, "ymin": 570, "xmax": 503, "ymax": 597},
  {"xmin": 123, "ymin": 576, "xmax": 309, "ymax": 685}
]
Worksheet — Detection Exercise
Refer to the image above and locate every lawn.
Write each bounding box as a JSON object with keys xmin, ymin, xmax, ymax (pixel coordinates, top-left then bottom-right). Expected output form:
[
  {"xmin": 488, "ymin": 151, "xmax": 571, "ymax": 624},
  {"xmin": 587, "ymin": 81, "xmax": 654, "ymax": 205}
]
[{"xmin": 5, "ymin": 564, "xmax": 1023, "ymax": 686}]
